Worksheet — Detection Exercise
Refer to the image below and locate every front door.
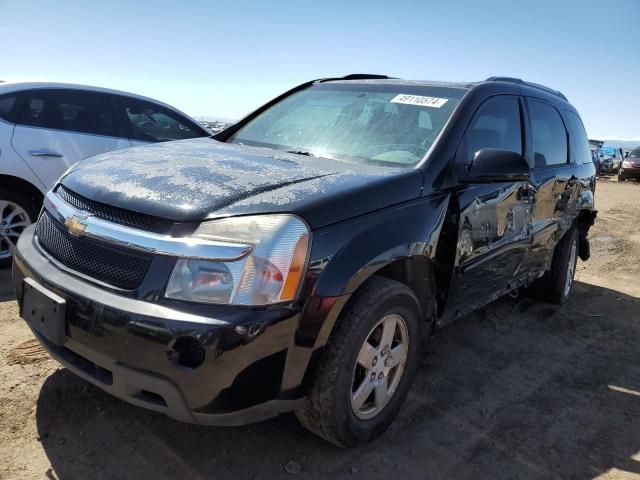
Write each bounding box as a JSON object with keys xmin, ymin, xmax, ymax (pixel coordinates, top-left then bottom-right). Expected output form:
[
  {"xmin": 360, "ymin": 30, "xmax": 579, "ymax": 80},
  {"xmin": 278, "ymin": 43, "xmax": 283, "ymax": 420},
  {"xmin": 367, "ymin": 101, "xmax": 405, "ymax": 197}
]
[{"xmin": 443, "ymin": 95, "xmax": 533, "ymax": 320}]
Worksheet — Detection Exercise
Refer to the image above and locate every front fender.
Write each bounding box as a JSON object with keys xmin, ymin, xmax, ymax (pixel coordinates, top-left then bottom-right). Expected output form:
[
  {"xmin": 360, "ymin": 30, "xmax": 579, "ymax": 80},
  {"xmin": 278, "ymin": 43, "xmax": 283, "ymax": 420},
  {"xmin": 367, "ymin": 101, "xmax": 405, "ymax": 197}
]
[
  {"xmin": 280, "ymin": 194, "xmax": 452, "ymax": 396},
  {"xmin": 310, "ymin": 193, "xmax": 451, "ymax": 298}
]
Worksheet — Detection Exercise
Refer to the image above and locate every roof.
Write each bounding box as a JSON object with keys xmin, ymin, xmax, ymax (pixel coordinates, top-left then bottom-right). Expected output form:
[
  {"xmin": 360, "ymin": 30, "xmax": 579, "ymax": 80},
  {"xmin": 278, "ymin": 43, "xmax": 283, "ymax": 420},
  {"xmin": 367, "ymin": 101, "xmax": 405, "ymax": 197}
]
[
  {"xmin": 325, "ymin": 78, "xmax": 473, "ymax": 90},
  {"xmin": 320, "ymin": 74, "xmax": 568, "ymax": 102},
  {"xmin": 0, "ymin": 81, "xmax": 195, "ymax": 120}
]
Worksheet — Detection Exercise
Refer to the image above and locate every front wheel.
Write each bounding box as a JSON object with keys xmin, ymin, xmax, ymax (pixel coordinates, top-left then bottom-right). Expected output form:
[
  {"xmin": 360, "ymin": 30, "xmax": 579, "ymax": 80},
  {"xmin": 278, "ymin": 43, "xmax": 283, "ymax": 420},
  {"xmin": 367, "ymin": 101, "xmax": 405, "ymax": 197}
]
[
  {"xmin": 295, "ymin": 276, "xmax": 422, "ymax": 447},
  {"xmin": 0, "ymin": 189, "xmax": 38, "ymax": 268}
]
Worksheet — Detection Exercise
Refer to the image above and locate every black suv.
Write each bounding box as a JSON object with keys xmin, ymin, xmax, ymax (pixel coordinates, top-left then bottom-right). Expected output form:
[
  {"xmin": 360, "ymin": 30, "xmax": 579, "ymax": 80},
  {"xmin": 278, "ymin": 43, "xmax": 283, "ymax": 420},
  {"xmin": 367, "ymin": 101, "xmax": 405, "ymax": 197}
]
[{"xmin": 12, "ymin": 75, "xmax": 597, "ymax": 447}]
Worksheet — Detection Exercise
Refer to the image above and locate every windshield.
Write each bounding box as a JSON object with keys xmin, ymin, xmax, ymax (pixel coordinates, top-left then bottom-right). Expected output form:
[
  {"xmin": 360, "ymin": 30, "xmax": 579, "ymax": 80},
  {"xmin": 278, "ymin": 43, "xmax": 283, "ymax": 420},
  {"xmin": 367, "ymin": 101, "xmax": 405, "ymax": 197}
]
[
  {"xmin": 228, "ymin": 83, "xmax": 464, "ymax": 167},
  {"xmin": 629, "ymin": 147, "xmax": 640, "ymax": 159}
]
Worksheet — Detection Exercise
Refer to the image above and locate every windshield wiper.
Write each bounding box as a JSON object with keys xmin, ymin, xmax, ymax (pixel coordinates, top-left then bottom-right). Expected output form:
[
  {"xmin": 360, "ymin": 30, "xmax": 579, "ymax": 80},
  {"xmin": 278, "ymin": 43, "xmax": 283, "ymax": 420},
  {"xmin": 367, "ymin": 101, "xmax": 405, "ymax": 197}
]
[{"xmin": 286, "ymin": 150, "xmax": 315, "ymax": 157}]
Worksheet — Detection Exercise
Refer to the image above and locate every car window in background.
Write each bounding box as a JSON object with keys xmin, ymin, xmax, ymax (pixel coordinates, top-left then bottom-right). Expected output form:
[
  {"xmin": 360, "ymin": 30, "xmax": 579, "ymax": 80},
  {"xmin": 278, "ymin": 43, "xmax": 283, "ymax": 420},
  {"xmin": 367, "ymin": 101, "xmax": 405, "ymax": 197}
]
[
  {"xmin": 18, "ymin": 89, "xmax": 117, "ymax": 136},
  {"xmin": 117, "ymin": 97, "xmax": 205, "ymax": 142},
  {"xmin": 529, "ymin": 100, "xmax": 568, "ymax": 167},
  {"xmin": 457, "ymin": 96, "xmax": 522, "ymax": 164},
  {"xmin": 629, "ymin": 148, "xmax": 640, "ymax": 159},
  {"xmin": 0, "ymin": 94, "xmax": 18, "ymax": 122},
  {"xmin": 229, "ymin": 84, "xmax": 464, "ymax": 167},
  {"xmin": 565, "ymin": 110, "xmax": 591, "ymax": 164}
]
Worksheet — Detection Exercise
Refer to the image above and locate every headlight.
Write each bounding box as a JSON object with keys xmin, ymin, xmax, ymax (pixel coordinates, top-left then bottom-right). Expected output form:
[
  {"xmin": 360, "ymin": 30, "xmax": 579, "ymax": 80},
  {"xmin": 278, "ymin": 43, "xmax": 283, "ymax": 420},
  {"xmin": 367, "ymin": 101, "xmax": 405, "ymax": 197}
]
[
  {"xmin": 166, "ymin": 215, "xmax": 310, "ymax": 305},
  {"xmin": 622, "ymin": 161, "xmax": 632, "ymax": 168}
]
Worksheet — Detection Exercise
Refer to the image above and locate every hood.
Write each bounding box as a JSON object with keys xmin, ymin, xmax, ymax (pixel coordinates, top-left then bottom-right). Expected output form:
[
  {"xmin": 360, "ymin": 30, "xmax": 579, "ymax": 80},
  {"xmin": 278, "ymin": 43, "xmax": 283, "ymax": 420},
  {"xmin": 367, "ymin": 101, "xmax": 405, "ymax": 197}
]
[{"xmin": 61, "ymin": 138, "xmax": 423, "ymax": 228}]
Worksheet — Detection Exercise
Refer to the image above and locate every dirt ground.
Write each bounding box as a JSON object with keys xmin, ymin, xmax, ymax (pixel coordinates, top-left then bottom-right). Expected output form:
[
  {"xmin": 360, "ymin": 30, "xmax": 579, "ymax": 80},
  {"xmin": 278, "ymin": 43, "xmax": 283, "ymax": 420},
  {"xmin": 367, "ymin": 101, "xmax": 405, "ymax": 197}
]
[{"xmin": 1, "ymin": 178, "xmax": 639, "ymax": 480}]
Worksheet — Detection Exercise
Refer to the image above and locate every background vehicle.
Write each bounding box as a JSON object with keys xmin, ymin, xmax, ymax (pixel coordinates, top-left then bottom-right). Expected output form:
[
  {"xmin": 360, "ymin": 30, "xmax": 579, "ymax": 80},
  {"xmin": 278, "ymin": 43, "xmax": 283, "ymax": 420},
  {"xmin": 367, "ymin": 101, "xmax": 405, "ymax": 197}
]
[
  {"xmin": 618, "ymin": 146, "xmax": 640, "ymax": 181},
  {"xmin": 0, "ymin": 82, "xmax": 210, "ymax": 265},
  {"xmin": 590, "ymin": 148, "xmax": 602, "ymax": 175},
  {"xmin": 600, "ymin": 146, "xmax": 623, "ymax": 173},
  {"xmin": 13, "ymin": 75, "xmax": 596, "ymax": 447}
]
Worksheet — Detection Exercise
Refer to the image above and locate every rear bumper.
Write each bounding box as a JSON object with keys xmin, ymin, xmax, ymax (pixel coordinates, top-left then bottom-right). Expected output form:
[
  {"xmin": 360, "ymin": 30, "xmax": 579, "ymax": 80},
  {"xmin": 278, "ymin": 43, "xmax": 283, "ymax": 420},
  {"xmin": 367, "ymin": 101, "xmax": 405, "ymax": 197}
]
[{"xmin": 13, "ymin": 225, "xmax": 307, "ymax": 425}]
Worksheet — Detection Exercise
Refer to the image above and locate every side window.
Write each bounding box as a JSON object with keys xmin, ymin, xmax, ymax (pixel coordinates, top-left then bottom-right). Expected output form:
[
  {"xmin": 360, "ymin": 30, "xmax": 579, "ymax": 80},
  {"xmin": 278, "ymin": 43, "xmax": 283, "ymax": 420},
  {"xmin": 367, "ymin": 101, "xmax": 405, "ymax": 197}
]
[
  {"xmin": 528, "ymin": 100, "xmax": 568, "ymax": 167},
  {"xmin": 18, "ymin": 89, "xmax": 117, "ymax": 136},
  {"xmin": 565, "ymin": 111, "xmax": 591, "ymax": 164},
  {"xmin": 0, "ymin": 94, "xmax": 18, "ymax": 122},
  {"xmin": 117, "ymin": 97, "xmax": 204, "ymax": 142},
  {"xmin": 458, "ymin": 96, "xmax": 522, "ymax": 164}
]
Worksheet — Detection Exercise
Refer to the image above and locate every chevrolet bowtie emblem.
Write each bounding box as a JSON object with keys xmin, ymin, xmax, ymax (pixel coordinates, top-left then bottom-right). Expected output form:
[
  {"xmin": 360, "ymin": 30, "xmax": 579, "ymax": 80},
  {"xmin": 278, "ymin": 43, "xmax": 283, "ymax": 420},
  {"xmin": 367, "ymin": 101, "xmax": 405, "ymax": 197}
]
[{"xmin": 64, "ymin": 216, "xmax": 88, "ymax": 236}]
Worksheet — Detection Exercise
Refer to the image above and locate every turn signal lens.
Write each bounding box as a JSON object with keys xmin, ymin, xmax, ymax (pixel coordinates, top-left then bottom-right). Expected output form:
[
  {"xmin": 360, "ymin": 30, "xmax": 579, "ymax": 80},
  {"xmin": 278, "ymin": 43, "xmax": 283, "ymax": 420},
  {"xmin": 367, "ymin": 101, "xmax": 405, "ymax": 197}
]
[{"xmin": 281, "ymin": 234, "xmax": 309, "ymax": 300}]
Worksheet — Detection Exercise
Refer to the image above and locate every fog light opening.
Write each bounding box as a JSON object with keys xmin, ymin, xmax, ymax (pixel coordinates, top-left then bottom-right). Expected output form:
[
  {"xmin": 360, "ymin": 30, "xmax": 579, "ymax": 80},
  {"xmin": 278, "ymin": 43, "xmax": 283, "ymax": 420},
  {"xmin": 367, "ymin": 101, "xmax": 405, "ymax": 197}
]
[{"xmin": 168, "ymin": 336, "xmax": 206, "ymax": 369}]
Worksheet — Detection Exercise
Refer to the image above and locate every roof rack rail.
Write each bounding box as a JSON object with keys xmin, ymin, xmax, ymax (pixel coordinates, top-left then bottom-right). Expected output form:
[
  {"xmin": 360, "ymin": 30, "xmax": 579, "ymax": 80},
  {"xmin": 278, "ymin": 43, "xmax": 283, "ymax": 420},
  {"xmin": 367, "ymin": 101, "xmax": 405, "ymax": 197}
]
[
  {"xmin": 341, "ymin": 74, "xmax": 391, "ymax": 80},
  {"xmin": 485, "ymin": 76, "xmax": 568, "ymax": 102},
  {"xmin": 317, "ymin": 74, "xmax": 394, "ymax": 83}
]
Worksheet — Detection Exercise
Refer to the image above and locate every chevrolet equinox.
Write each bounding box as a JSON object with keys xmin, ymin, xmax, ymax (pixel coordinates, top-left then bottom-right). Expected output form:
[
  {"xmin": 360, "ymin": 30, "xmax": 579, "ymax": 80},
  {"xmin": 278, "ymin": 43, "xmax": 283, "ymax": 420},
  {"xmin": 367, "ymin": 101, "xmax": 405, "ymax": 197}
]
[{"xmin": 12, "ymin": 74, "xmax": 597, "ymax": 447}]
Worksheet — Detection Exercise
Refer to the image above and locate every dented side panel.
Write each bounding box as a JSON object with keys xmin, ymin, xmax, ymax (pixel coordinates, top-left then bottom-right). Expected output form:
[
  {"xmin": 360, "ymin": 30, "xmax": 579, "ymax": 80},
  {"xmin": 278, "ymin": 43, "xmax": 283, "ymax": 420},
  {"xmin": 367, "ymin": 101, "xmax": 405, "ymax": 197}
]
[{"xmin": 441, "ymin": 181, "xmax": 532, "ymax": 322}]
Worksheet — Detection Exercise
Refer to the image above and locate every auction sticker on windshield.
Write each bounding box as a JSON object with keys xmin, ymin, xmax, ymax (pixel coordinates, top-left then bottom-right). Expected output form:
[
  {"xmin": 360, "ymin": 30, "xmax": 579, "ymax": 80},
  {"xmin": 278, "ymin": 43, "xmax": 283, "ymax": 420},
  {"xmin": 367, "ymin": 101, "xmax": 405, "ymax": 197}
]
[{"xmin": 391, "ymin": 94, "xmax": 448, "ymax": 108}]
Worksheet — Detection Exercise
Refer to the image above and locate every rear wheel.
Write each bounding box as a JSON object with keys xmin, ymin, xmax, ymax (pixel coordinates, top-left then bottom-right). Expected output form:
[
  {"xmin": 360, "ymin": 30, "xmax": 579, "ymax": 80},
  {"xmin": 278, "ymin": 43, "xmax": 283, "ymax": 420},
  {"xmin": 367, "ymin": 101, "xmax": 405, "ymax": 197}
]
[
  {"xmin": 295, "ymin": 276, "xmax": 422, "ymax": 447},
  {"xmin": 531, "ymin": 228, "xmax": 579, "ymax": 305},
  {"xmin": 0, "ymin": 189, "xmax": 38, "ymax": 268}
]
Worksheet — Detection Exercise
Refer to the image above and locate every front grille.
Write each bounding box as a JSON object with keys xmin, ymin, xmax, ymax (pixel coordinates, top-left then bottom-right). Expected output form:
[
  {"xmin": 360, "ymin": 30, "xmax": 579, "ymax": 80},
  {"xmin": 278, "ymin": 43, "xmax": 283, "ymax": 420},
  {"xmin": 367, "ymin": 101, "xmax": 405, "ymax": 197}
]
[
  {"xmin": 56, "ymin": 185, "xmax": 173, "ymax": 234},
  {"xmin": 35, "ymin": 211, "xmax": 152, "ymax": 289}
]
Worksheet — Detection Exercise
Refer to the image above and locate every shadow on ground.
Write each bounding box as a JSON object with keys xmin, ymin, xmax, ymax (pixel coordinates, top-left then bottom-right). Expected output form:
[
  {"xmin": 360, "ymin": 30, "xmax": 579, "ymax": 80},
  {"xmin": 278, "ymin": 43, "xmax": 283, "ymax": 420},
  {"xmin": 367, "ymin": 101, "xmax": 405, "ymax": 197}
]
[{"xmin": 32, "ymin": 281, "xmax": 640, "ymax": 479}]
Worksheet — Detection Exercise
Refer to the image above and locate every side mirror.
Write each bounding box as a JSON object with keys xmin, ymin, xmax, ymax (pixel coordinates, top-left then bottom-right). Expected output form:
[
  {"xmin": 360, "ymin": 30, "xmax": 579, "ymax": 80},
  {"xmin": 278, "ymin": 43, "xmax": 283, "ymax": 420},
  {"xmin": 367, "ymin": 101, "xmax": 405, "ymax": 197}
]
[{"xmin": 465, "ymin": 148, "xmax": 529, "ymax": 183}]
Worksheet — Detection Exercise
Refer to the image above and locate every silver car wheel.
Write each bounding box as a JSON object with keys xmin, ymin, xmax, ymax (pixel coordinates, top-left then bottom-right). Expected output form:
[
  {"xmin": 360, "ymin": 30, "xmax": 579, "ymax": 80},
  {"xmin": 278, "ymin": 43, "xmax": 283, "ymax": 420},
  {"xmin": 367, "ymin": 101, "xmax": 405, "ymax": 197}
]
[
  {"xmin": 564, "ymin": 239, "xmax": 577, "ymax": 297},
  {"xmin": 351, "ymin": 313, "xmax": 409, "ymax": 420},
  {"xmin": 0, "ymin": 200, "xmax": 32, "ymax": 261}
]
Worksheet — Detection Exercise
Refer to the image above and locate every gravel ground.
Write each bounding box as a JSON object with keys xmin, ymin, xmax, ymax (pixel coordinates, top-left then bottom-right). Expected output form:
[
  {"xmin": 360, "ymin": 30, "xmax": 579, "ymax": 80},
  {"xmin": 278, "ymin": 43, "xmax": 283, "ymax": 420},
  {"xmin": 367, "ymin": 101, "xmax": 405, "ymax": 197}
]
[{"xmin": 1, "ymin": 179, "xmax": 639, "ymax": 480}]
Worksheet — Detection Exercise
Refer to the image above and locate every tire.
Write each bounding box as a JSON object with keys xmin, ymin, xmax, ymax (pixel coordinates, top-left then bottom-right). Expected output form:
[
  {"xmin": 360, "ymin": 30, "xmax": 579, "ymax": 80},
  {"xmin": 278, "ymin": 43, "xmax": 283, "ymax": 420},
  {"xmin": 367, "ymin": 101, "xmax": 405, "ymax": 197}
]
[
  {"xmin": 295, "ymin": 276, "xmax": 422, "ymax": 447},
  {"xmin": 532, "ymin": 227, "xmax": 579, "ymax": 305},
  {"xmin": 0, "ymin": 189, "xmax": 39, "ymax": 268}
]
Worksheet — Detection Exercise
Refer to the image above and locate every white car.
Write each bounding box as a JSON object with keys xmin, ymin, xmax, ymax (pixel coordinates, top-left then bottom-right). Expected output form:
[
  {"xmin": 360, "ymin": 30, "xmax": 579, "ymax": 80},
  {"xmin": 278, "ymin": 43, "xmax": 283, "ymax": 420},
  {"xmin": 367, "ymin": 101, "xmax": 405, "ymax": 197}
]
[{"xmin": 0, "ymin": 82, "xmax": 210, "ymax": 265}]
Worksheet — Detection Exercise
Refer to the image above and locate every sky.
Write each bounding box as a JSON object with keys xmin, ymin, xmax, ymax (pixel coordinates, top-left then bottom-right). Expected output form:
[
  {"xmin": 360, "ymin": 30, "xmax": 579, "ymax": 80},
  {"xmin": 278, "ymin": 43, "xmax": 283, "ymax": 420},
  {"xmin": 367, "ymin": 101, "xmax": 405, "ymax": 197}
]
[{"xmin": 2, "ymin": 0, "xmax": 639, "ymax": 139}]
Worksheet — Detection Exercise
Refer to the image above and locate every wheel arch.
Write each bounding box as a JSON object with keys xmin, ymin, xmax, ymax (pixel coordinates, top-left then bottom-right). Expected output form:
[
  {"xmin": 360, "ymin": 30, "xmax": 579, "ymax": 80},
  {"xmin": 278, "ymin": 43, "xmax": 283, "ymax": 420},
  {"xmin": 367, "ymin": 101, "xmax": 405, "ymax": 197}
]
[{"xmin": 0, "ymin": 174, "xmax": 45, "ymax": 209}]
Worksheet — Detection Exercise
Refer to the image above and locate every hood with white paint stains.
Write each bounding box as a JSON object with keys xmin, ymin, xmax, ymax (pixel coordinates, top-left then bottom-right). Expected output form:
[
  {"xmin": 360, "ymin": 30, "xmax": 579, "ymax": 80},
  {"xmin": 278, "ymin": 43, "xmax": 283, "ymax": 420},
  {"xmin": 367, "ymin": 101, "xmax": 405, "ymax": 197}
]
[{"xmin": 60, "ymin": 138, "xmax": 423, "ymax": 228}]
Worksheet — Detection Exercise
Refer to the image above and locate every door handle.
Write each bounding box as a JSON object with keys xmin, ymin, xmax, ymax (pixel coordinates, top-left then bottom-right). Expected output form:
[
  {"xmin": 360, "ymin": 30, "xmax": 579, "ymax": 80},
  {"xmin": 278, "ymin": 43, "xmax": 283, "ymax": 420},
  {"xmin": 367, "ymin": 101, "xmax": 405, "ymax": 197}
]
[{"xmin": 29, "ymin": 150, "xmax": 64, "ymax": 158}]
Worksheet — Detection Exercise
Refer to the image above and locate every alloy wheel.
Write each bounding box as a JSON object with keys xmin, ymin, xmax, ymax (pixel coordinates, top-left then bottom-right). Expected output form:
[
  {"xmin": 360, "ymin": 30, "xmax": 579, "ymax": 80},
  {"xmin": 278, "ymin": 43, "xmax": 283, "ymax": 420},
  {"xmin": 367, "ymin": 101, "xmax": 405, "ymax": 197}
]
[
  {"xmin": 0, "ymin": 200, "xmax": 31, "ymax": 261},
  {"xmin": 351, "ymin": 313, "xmax": 409, "ymax": 420}
]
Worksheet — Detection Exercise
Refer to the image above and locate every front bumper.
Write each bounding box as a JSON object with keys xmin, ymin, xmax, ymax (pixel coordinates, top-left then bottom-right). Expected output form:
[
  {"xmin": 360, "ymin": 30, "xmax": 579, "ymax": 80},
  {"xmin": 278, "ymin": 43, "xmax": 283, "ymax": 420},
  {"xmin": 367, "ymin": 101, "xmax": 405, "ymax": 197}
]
[
  {"xmin": 13, "ymin": 225, "xmax": 306, "ymax": 425},
  {"xmin": 619, "ymin": 166, "xmax": 640, "ymax": 180}
]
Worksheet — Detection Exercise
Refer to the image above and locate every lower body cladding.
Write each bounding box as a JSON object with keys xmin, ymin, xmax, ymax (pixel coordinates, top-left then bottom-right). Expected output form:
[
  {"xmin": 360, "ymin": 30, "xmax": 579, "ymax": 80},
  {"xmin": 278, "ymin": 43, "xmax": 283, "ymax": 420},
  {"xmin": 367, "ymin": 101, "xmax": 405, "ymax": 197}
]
[{"xmin": 12, "ymin": 225, "xmax": 332, "ymax": 426}]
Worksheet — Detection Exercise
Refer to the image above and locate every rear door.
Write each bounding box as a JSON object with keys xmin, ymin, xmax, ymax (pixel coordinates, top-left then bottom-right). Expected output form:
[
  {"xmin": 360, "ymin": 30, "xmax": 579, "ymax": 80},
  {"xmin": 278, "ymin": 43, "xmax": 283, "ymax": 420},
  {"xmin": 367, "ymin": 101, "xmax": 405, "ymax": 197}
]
[
  {"xmin": 444, "ymin": 95, "xmax": 533, "ymax": 318},
  {"xmin": 524, "ymin": 98, "xmax": 578, "ymax": 274},
  {"xmin": 114, "ymin": 96, "xmax": 208, "ymax": 146},
  {"xmin": 11, "ymin": 89, "xmax": 131, "ymax": 189}
]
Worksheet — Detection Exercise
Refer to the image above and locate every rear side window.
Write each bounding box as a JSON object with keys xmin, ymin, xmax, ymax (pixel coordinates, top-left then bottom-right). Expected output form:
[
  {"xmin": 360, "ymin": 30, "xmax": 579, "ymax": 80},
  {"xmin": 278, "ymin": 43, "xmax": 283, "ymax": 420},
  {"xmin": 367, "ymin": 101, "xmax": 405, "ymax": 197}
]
[
  {"xmin": 565, "ymin": 111, "xmax": 591, "ymax": 164},
  {"xmin": 117, "ymin": 97, "xmax": 205, "ymax": 142},
  {"xmin": 457, "ymin": 96, "xmax": 522, "ymax": 164},
  {"xmin": 0, "ymin": 94, "xmax": 19, "ymax": 122},
  {"xmin": 529, "ymin": 100, "xmax": 568, "ymax": 167},
  {"xmin": 18, "ymin": 89, "xmax": 117, "ymax": 136}
]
